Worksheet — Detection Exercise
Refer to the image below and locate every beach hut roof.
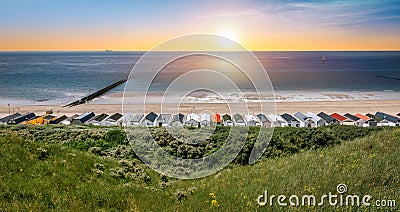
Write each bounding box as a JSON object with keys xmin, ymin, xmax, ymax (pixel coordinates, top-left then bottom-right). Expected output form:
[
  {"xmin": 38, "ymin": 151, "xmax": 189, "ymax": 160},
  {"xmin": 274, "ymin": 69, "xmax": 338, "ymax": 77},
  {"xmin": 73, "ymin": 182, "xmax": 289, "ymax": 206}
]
[
  {"xmin": 157, "ymin": 114, "xmax": 172, "ymax": 122},
  {"xmin": 366, "ymin": 113, "xmax": 375, "ymax": 119},
  {"xmin": 306, "ymin": 112, "xmax": 323, "ymax": 123},
  {"xmin": 66, "ymin": 115, "xmax": 79, "ymax": 121},
  {"xmin": 213, "ymin": 114, "xmax": 222, "ymax": 122},
  {"xmin": 343, "ymin": 113, "xmax": 361, "ymax": 121},
  {"xmin": 145, "ymin": 112, "xmax": 158, "ymax": 122},
  {"xmin": 131, "ymin": 114, "xmax": 144, "ymax": 122},
  {"xmin": 26, "ymin": 115, "xmax": 40, "ymax": 122},
  {"xmin": 294, "ymin": 112, "xmax": 308, "ymax": 122},
  {"xmin": 355, "ymin": 113, "xmax": 371, "ymax": 121},
  {"xmin": 76, "ymin": 112, "xmax": 95, "ymax": 120},
  {"xmin": 172, "ymin": 113, "xmax": 185, "ymax": 122},
  {"xmin": 0, "ymin": 113, "xmax": 21, "ymax": 123},
  {"xmin": 72, "ymin": 112, "xmax": 95, "ymax": 124},
  {"xmin": 244, "ymin": 115, "xmax": 259, "ymax": 122},
  {"xmin": 49, "ymin": 115, "xmax": 68, "ymax": 124},
  {"xmin": 281, "ymin": 113, "xmax": 299, "ymax": 122},
  {"xmin": 200, "ymin": 113, "xmax": 211, "ymax": 121},
  {"xmin": 107, "ymin": 113, "xmax": 123, "ymax": 122},
  {"xmin": 233, "ymin": 113, "xmax": 244, "ymax": 122},
  {"xmin": 92, "ymin": 113, "xmax": 109, "ymax": 122},
  {"xmin": 375, "ymin": 112, "xmax": 399, "ymax": 123},
  {"xmin": 222, "ymin": 114, "xmax": 231, "ymax": 121},
  {"xmin": 186, "ymin": 113, "xmax": 199, "ymax": 122},
  {"xmin": 8, "ymin": 113, "xmax": 36, "ymax": 124},
  {"xmin": 267, "ymin": 114, "xmax": 286, "ymax": 123},
  {"xmin": 330, "ymin": 113, "xmax": 347, "ymax": 122},
  {"xmin": 257, "ymin": 114, "xmax": 270, "ymax": 123},
  {"xmin": 43, "ymin": 115, "xmax": 56, "ymax": 120},
  {"xmin": 317, "ymin": 112, "xmax": 336, "ymax": 123},
  {"xmin": 121, "ymin": 113, "xmax": 133, "ymax": 121}
]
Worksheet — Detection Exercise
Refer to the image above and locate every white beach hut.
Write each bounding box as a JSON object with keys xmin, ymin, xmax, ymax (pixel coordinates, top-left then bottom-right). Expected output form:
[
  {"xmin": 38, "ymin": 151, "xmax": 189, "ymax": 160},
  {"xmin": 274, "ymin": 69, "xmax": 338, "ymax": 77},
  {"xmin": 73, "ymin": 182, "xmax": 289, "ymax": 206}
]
[
  {"xmin": 306, "ymin": 112, "xmax": 327, "ymax": 127},
  {"xmin": 61, "ymin": 114, "xmax": 78, "ymax": 125},
  {"xmin": 256, "ymin": 114, "xmax": 272, "ymax": 128},
  {"xmin": 375, "ymin": 112, "xmax": 399, "ymax": 127},
  {"xmin": 294, "ymin": 112, "xmax": 316, "ymax": 128},
  {"xmin": 118, "ymin": 113, "xmax": 134, "ymax": 127},
  {"xmin": 103, "ymin": 113, "xmax": 123, "ymax": 126},
  {"xmin": 244, "ymin": 114, "xmax": 261, "ymax": 127},
  {"xmin": 128, "ymin": 114, "xmax": 144, "ymax": 127},
  {"xmin": 200, "ymin": 113, "xmax": 212, "ymax": 127},
  {"xmin": 266, "ymin": 114, "xmax": 288, "ymax": 127},
  {"xmin": 71, "ymin": 112, "xmax": 95, "ymax": 125},
  {"xmin": 170, "ymin": 113, "xmax": 185, "ymax": 127},
  {"xmin": 280, "ymin": 113, "xmax": 300, "ymax": 127},
  {"xmin": 155, "ymin": 114, "xmax": 173, "ymax": 127},
  {"xmin": 87, "ymin": 113, "xmax": 109, "ymax": 126},
  {"xmin": 141, "ymin": 112, "xmax": 158, "ymax": 127},
  {"xmin": 185, "ymin": 113, "xmax": 200, "ymax": 128},
  {"xmin": 232, "ymin": 113, "xmax": 246, "ymax": 127}
]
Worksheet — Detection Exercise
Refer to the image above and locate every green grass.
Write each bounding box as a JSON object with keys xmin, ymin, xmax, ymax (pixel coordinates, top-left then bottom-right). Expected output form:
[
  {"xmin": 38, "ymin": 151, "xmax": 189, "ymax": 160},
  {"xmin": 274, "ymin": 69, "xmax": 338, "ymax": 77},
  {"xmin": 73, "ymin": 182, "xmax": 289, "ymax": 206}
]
[
  {"xmin": 0, "ymin": 126, "xmax": 399, "ymax": 211},
  {"xmin": 0, "ymin": 134, "xmax": 159, "ymax": 210}
]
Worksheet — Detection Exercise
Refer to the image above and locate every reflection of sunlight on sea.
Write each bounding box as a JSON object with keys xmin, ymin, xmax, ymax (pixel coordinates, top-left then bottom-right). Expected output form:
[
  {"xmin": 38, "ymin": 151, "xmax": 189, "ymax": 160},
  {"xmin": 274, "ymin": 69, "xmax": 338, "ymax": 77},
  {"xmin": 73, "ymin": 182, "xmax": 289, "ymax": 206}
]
[{"xmin": 1, "ymin": 51, "xmax": 400, "ymax": 106}]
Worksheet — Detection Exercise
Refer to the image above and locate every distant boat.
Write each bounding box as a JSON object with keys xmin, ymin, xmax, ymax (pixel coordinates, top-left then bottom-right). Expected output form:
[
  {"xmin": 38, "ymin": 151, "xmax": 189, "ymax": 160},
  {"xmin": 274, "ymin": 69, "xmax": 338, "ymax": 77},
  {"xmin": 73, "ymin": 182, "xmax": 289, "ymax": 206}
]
[
  {"xmin": 321, "ymin": 56, "xmax": 327, "ymax": 62},
  {"xmin": 105, "ymin": 50, "xmax": 113, "ymax": 53},
  {"xmin": 377, "ymin": 75, "xmax": 400, "ymax": 81}
]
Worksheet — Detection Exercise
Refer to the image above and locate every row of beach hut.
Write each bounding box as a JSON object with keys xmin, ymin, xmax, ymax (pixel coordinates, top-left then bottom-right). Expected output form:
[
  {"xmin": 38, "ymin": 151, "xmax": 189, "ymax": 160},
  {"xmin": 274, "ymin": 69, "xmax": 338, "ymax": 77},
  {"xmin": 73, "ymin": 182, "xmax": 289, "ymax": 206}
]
[{"xmin": 1, "ymin": 111, "xmax": 399, "ymax": 128}]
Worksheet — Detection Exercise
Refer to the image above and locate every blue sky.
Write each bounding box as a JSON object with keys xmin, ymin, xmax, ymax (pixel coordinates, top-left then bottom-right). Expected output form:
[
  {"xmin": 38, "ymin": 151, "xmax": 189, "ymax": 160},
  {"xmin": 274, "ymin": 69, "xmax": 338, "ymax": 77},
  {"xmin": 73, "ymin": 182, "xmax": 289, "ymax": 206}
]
[{"xmin": 0, "ymin": 0, "xmax": 399, "ymax": 50}]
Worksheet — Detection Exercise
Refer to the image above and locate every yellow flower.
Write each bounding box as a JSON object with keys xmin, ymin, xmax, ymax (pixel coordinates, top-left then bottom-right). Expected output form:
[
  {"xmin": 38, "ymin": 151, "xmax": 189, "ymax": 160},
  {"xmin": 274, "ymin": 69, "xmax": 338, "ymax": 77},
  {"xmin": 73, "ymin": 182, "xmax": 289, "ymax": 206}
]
[
  {"xmin": 209, "ymin": 192, "xmax": 216, "ymax": 199},
  {"xmin": 211, "ymin": 199, "xmax": 220, "ymax": 207}
]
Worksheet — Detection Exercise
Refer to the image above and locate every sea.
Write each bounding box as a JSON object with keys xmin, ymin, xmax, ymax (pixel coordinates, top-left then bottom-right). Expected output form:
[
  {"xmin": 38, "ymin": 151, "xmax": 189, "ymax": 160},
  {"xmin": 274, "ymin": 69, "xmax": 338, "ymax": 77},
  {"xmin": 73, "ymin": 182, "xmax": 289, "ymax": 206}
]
[{"xmin": 0, "ymin": 51, "xmax": 399, "ymax": 105}]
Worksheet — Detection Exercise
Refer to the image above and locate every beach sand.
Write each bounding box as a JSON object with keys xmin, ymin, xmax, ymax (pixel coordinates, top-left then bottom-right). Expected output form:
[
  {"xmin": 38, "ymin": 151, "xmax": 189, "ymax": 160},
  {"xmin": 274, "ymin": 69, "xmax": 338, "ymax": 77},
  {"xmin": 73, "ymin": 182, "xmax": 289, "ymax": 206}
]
[{"xmin": 1, "ymin": 100, "xmax": 399, "ymax": 118}]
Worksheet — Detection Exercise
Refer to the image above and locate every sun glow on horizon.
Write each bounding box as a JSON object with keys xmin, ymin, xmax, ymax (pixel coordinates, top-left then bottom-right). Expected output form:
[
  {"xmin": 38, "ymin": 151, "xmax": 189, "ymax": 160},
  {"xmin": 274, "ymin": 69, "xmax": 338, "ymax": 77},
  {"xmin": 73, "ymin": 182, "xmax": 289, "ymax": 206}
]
[{"xmin": 215, "ymin": 28, "xmax": 240, "ymax": 43}]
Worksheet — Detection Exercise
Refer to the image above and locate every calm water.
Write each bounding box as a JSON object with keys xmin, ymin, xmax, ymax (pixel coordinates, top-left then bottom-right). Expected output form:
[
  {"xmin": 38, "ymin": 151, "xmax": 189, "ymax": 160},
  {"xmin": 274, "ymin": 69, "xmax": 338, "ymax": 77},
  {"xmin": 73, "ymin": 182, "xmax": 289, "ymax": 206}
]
[{"xmin": 0, "ymin": 51, "xmax": 399, "ymax": 105}]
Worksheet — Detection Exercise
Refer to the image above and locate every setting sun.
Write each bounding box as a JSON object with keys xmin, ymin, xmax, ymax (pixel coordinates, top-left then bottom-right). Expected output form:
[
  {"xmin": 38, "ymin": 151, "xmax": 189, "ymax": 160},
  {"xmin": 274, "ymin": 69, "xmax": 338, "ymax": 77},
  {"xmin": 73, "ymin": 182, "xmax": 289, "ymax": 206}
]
[{"xmin": 216, "ymin": 28, "xmax": 240, "ymax": 43}]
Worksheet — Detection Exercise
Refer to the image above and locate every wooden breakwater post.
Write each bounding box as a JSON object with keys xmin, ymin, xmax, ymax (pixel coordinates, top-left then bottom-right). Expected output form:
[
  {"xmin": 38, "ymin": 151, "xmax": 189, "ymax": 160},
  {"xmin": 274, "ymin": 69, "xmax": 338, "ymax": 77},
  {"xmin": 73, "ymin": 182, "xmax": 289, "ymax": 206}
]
[{"xmin": 64, "ymin": 79, "xmax": 127, "ymax": 107}]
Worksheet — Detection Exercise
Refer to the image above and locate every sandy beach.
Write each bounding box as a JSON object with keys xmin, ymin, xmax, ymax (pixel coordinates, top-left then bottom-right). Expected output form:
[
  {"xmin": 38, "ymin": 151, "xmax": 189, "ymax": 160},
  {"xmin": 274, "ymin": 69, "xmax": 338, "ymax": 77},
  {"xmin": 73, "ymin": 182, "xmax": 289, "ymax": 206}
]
[{"xmin": 1, "ymin": 100, "xmax": 399, "ymax": 118}]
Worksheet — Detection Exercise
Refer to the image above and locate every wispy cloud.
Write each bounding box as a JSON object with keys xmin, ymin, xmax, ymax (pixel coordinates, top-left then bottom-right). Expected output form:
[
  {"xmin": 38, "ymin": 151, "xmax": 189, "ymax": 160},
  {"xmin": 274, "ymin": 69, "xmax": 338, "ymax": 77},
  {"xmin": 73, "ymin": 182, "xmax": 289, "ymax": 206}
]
[
  {"xmin": 264, "ymin": 0, "xmax": 400, "ymax": 31},
  {"xmin": 194, "ymin": 9, "xmax": 262, "ymax": 19},
  {"xmin": 193, "ymin": 0, "xmax": 400, "ymax": 33}
]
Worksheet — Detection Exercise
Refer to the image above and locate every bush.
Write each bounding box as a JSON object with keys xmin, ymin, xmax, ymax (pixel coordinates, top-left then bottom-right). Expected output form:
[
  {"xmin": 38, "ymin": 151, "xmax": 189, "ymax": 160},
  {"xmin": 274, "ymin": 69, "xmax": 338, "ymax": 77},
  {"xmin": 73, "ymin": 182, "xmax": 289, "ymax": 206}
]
[
  {"xmin": 103, "ymin": 130, "xmax": 127, "ymax": 145},
  {"xmin": 0, "ymin": 125, "xmax": 386, "ymax": 165}
]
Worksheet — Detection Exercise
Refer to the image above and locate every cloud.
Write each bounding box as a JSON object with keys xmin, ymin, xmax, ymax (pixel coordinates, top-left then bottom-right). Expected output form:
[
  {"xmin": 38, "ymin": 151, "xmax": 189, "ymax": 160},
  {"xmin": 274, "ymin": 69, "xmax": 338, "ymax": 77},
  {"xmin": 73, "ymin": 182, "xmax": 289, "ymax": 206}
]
[
  {"xmin": 259, "ymin": 0, "xmax": 400, "ymax": 32},
  {"xmin": 192, "ymin": 0, "xmax": 400, "ymax": 34},
  {"xmin": 194, "ymin": 9, "xmax": 262, "ymax": 19}
]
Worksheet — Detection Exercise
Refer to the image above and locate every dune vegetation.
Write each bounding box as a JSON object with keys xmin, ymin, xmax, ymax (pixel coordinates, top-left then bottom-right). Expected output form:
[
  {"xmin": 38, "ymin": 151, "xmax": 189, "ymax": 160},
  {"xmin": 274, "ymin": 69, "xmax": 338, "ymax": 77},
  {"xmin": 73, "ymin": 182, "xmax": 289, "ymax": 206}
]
[{"xmin": 0, "ymin": 125, "xmax": 398, "ymax": 211}]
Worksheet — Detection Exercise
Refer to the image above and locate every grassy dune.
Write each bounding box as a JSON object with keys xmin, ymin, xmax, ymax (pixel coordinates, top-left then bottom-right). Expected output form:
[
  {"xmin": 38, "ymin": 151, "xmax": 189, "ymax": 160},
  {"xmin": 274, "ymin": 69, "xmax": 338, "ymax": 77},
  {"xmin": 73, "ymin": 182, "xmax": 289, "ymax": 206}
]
[{"xmin": 0, "ymin": 126, "xmax": 399, "ymax": 211}]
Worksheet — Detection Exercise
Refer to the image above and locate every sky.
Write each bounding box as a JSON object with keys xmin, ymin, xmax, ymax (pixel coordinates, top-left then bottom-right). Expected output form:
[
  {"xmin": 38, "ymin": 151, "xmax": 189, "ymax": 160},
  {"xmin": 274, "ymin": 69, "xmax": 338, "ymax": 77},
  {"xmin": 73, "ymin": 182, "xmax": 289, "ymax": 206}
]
[{"xmin": 0, "ymin": 0, "xmax": 399, "ymax": 51}]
